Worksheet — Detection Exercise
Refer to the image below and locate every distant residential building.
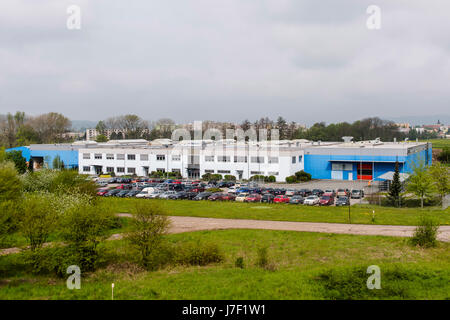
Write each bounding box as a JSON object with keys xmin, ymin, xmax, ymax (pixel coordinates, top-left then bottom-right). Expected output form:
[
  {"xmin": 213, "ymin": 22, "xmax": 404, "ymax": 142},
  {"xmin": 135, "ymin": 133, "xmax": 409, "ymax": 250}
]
[{"xmin": 86, "ymin": 128, "xmax": 150, "ymax": 141}]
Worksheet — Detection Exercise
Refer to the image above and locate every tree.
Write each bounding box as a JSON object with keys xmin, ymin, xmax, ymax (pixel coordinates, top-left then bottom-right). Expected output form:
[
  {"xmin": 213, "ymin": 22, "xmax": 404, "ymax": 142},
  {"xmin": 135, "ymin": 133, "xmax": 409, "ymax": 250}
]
[
  {"xmin": 387, "ymin": 161, "xmax": 403, "ymax": 207},
  {"xmin": 52, "ymin": 155, "xmax": 64, "ymax": 170},
  {"xmin": 428, "ymin": 163, "xmax": 450, "ymax": 205},
  {"xmin": 406, "ymin": 160, "xmax": 436, "ymax": 208},
  {"xmin": 95, "ymin": 134, "xmax": 108, "ymax": 142},
  {"xmin": 437, "ymin": 147, "xmax": 449, "ymax": 164},
  {"xmin": 0, "ymin": 161, "xmax": 22, "ymax": 202},
  {"xmin": 28, "ymin": 112, "xmax": 71, "ymax": 143},
  {"xmin": 5, "ymin": 150, "xmax": 27, "ymax": 174},
  {"xmin": 95, "ymin": 120, "xmax": 106, "ymax": 134},
  {"xmin": 125, "ymin": 202, "xmax": 170, "ymax": 269}
]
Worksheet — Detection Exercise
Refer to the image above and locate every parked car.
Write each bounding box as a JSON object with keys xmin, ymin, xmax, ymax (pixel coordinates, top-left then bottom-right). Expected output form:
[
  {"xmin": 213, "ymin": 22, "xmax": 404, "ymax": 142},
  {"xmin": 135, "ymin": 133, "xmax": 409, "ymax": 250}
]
[
  {"xmin": 351, "ymin": 189, "xmax": 365, "ymax": 199},
  {"xmin": 234, "ymin": 193, "xmax": 248, "ymax": 202},
  {"xmin": 311, "ymin": 189, "xmax": 324, "ymax": 196},
  {"xmin": 324, "ymin": 189, "xmax": 336, "ymax": 197},
  {"xmin": 261, "ymin": 194, "xmax": 275, "ymax": 203},
  {"xmin": 96, "ymin": 189, "xmax": 109, "ymax": 196},
  {"xmin": 116, "ymin": 190, "xmax": 131, "ymax": 197},
  {"xmin": 289, "ymin": 195, "xmax": 304, "ymax": 204},
  {"xmin": 116, "ymin": 184, "xmax": 132, "ymax": 190},
  {"xmin": 337, "ymin": 189, "xmax": 349, "ymax": 197},
  {"xmin": 147, "ymin": 191, "xmax": 163, "ymax": 199},
  {"xmin": 285, "ymin": 189, "xmax": 297, "ymax": 196},
  {"xmin": 335, "ymin": 196, "xmax": 350, "ymax": 206},
  {"xmin": 193, "ymin": 192, "xmax": 212, "ymax": 200},
  {"xmin": 298, "ymin": 189, "xmax": 312, "ymax": 197},
  {"xmin": 159, "ymin": 191, "xmax": 178, "ymax": 199},
  {"xmin": 273, "ymin": 195, "xmax": 290, "ymax": 203},
  {"xmin": 168, "ymin": 191, "xmax": 190, "ymax": 200},
  {"xmin": 304, "ymin": 195, "xmax": 320, "ymax": 205},
  {"xmin": 208, "ymin": 193, "xmax": 226, "ymax": 201},
  {"xmin": 104, "ymin": 189, "xmax": 121, "ymax": 197},
  {"xmin": 245, "ymin": 194, "xmax": 262, "ymax": 203},
  {"xmin": 221, "ymin": 193, "xmax": 236, "ymax": 201},
  {"xmin": 227, "ymin": 186, "xmax": 238, "ymax": 194},
  {"xmin": 125, "ymin": 190, "xmax": 140, "ymax": 198},
  {"xmin": 319, "ymin": 195, "xmax": 334, "ymax": 206}
]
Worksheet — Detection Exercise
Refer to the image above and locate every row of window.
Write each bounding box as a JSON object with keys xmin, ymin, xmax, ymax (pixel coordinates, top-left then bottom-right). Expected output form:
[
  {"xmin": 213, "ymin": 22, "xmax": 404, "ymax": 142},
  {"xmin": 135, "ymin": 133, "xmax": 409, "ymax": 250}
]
[
  {"xmin": 83, "ymin": 153, "xmax": 174, "ymax": 161},
  {"xmin": 204, "ymin": 170, "xmax": 279, "ymax": 176},
  {"xmin": 82, "ymin": 166, "xmax": 182, "ymax": 174},
  {"xmin": 83, "ymin": 153, "xmax": 303, "ymax": 164}
]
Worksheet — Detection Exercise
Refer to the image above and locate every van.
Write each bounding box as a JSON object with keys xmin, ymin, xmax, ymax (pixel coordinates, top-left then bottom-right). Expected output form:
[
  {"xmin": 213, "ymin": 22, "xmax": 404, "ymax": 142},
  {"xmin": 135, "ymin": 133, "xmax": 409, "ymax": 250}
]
[{"xmin": 135, "ymin": 187, "xmax": 156, "ymax": 198}]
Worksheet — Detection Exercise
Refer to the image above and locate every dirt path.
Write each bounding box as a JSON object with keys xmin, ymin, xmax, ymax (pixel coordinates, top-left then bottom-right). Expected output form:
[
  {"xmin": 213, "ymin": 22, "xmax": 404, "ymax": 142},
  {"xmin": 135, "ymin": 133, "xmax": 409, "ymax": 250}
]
[{"xmin": 2, "ymin": 216, "xmax": 449, "ymax": 256}]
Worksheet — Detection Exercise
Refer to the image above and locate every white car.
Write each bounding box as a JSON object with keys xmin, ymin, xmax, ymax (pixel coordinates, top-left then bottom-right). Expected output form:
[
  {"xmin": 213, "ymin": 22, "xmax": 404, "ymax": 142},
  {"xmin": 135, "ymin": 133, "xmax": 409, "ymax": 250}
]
[
  {"xmin": 158, "ymin": 191, "xmax": 177, "ymax": 199},
  {"xmin": 227, "ymin": 186, "xmax": 237, "ymax": 194},
  {"xmin": 235, "ymin": 193, "xmax": 249, "ymax": 202},
  {"xmin": 135, "ymin": 187, "xmax": 156, "ymax": 198},
  {"xmin": 147, "ymin": 191, "xmax": 163, "ymax": 199},
  {"xmin": 303, "ymin": 195, "xmax": 320, "ymax": 205}
]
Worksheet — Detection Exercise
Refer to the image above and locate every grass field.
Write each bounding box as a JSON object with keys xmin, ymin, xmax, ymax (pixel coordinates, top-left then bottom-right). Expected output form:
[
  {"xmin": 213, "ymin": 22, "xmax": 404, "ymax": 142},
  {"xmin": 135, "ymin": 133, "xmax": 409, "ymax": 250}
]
[
  {"xmin": 0, "ymin": 229, "xmax": 449, "ymax": 299},
  {"xmin": 420, "ymin": 139, "xmax": 450, "ymax": 149},
  {"xmin": 104, "ymin": 198, "xmax": 450, "ymax": 226}
]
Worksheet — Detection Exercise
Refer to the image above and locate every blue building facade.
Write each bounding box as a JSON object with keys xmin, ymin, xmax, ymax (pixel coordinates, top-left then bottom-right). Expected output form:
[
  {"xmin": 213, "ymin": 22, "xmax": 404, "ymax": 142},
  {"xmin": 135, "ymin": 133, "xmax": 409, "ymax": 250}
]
[
  {"xmin": 303, "ymin": 142, "xmax": 432, "ymax": 181},
  {"xmin": 6, "ymin": 144, "xmax": 83, "ymax": 169}
]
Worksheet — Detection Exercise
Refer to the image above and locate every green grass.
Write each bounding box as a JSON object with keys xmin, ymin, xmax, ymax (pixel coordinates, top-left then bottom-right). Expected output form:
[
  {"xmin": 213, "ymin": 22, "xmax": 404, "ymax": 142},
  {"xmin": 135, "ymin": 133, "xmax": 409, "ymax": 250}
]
[
  {"xmin": 103, "ymin": 198, "xmax": 450, "ymax": 226},
  {"xmin": 420, "ymin": 139, "xmax": 450, "ymax": 149},
  {"xmin": 0, "ymin": 229, "xmax": 449, "ymax": 299}
]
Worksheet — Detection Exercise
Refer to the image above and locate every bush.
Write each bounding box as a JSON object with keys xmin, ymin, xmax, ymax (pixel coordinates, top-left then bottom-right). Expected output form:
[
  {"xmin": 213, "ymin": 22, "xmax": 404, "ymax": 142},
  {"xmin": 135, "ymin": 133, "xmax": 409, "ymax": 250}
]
[
  {"xmin": 265, "ymin": 175, "xmax": 276, "ymax": 183},
  {"xmin": 410, "ymin": 217, "xmax": 439, "ymax": 248},
  {"xmin": 0, "ymin": 201, "xmax": 18, "ymax": 247},
  {"xmin": 59, "ymin": 203, "xmax": 115, "ymax": 271},
  {"xmin": 205, "ymin": 187, "xmax": 222, "ymax": 193},
  {"xmin": 125, "ymin": 201, "xmax": 171, "ymax": 269},
  {"xmin": 174, "ymin": 241, "xmax": 223, "ymax": 266},
  {"xmin": 256, "ymin": 246, "xmax": 268, "ymax": 268},
  {"xmin": 224, "ymin": 175, "xmax": 236, "ymax": 181},
  {"xmin": 0, "ymin": 161, "xmax": 22, "ymax": 202},
  {"xmin": 235, "ymin": 256, "xmax": 244, "ymax": 269},
  {"xmin": 285, "ymin": 175, "xmax": 296, "ymax": 184},
  {"xmin": 5, "ymin": 150, "xmax": 27, "ymax": 174},
  {"xmin": 437, "ymin": 147, "xmax": 449, "ymax": 163},
  {"xmin": 295, "ymin": 170, "xmax": 312, "ymax": 182}
]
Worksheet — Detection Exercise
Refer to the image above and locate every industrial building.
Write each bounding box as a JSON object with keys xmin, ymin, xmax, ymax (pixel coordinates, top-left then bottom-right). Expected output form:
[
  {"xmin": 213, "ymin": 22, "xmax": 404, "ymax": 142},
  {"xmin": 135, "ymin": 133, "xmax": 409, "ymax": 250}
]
[{"xmin": 7, "ymin": 138, "xmax": 432, "ymax": 182}]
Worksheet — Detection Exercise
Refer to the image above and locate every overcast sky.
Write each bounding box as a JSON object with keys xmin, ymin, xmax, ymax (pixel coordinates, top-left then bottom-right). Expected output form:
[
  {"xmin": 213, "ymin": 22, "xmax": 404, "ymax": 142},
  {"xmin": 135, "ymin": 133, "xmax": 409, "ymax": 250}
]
[{"xmin": 0, "ymin": 0, "xmax": 449, "ymax": 125}]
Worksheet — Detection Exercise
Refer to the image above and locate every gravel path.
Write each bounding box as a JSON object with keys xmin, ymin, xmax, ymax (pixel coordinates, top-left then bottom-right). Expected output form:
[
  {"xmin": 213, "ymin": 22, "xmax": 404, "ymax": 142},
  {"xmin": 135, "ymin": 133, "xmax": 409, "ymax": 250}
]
[{"xmin": 2, "ymin": 216, "xmax": 449, "ymax": 256}]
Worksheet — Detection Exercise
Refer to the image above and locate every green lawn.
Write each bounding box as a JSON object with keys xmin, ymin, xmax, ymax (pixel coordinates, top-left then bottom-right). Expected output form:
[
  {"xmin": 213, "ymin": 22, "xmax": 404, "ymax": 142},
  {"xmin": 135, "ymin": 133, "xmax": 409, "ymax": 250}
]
[
  {"xmin": 420, "ymin": 139, "xmax": 450, "ymax": 149},
  {"xmin": 1, "ymin": 229, "xmax": 449, "ymax": 299},
  {"xmin": 103, "ymin": 198, "xmax": 450, "ymax": 226}
]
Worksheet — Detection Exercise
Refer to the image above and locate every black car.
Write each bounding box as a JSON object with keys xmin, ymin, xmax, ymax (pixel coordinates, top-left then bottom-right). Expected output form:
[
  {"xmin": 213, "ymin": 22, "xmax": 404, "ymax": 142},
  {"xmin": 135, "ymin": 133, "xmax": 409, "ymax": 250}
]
[
  {"xmin": 335, "ymin": 196, "xmax": 350, "ymax": 206},
  {"xmin": 193, "ymin": 192, "xmax": 212, "ymax": 200},
  {"xmin": 184, "ymin": 192, "xmax": 198, "ymax": 200},
  {"xmin": 261, "ymin": 194, "xmax": 275, "ymax": 203},
  {"xmin": 218, "ymin": 181, "xmax": 235, "ymax": 188},
  {"xmin": 116, "ymin": 190, "xmax": 131, "ymax": 197},
  {"xmin": 104, "ymin": 189, "xmax": 121, "ymax": 197},
  {"xmin": 289, "ymin": 195, "xmax": 304, "ymax": 204},
  {"xmin": 125, "ymin": 190, "xmax": 140, "ymax": 198},
  {"xmin": 168, "ymin": 191, "xmax": 190, "ymax": 200},
  {"xmin": 298, "ymin": 189, "xmax": 312, "ymax": 197},
  {"xmin": 312, "ymin": 189, "xmax": 324, "ymax": 196}
]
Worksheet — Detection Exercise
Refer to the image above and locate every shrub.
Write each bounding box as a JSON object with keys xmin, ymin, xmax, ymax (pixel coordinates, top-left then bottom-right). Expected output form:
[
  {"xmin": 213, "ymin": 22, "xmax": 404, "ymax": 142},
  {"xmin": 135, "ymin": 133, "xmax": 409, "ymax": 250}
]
[
  {"xmin": 437, "ymin": 146, "xmax": 449, "ymax": 163},
  {"xmin": 235, "ymin": 256, "xmax": 244, "ymax": 269},
  {"xmin": 5, "ymin": 150, "xmax": 27, "ymax": 174},
  {"xmin": 410, "ymin": 217, "xmax": 439, "ymax": 248},
  {"xmin": 125, "ymin": 201, "xmax": 171, "ymax": 269},
  {"xmin": 175, "ymin": 241, "xmax": 223, "ymax": 266},
  {"xmin": 224, "ymin": 175, "xmax": 236, "ymax": 181},
  {"xmin": 295, "ymin": 170, "xmax": 312, "ymax": 182},
  {"xmin": 59, "ymin": 203, "xmax": 115, "ymax": 271},
  {"xmin": 0, "ymin": 201, "xmax": 18, "ymax": 247},
  {"xmin": 285, "ymin": 175, "xmax": 296, "ymax": 184},
  {"xmin": 256, "ymin": 246, "xmax": 268, "ymax": 268},
  {"xmin": 265, "ymin": 175, "xmax": 276, "ymax": 183},
  {"xmin": 205, "ymin": 187, "xmax": 222, "ymax": 193},
  {"xmin": 0, "ymin": 161, "xmax": 22, "ymax": 202}
]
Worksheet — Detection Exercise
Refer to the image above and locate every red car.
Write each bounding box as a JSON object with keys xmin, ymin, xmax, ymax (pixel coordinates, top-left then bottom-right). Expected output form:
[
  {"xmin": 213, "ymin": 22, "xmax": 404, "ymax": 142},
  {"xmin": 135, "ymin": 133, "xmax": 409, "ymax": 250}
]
[
  {"xmin": 222, "ymin": 193, "xmax": 236, "ymax": 201},
  {"xmin": 97, "ymin": 189, "xmax": 109, "ymax": 196},
  {"xmin": 245, "ymin": 194, "xmax": 262, "ymax": 202},
  {"xmin": 273, "ymin": 195, "xmax": 290, "ymax": 203},
  {"xmin": 116, "ymin": 184, "xmax": 132, "ymax": 190},
  {"xmin": 319, "ymin": 195, "xmax": 334, "ymax": 206}
]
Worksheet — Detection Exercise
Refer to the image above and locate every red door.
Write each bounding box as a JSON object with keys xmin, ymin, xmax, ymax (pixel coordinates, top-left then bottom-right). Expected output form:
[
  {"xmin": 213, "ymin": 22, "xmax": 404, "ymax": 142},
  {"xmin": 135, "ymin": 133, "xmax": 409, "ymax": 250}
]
[{"xmin": 357, "ymin": 163, "xmax": 372, "ymax": 180}]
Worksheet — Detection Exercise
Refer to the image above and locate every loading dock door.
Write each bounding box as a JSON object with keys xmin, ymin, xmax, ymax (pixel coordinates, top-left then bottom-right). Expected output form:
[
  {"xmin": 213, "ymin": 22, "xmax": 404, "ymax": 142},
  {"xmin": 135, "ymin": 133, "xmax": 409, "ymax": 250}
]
[{"xmin": 331, "ymin": 170, "xmax": 343, "ymax": 180}]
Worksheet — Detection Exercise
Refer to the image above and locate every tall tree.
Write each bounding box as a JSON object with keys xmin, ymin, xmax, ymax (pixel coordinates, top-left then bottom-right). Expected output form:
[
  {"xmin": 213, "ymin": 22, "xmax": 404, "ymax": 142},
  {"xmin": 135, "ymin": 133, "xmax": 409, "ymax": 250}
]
[
  {"xmin": 406, "ymin": 160, "xmax": 436, "ymax": 208},
  {"xmin": 387, "ymin": 161, "xmax": 402, "ymax": 207},
  {"xmin": 428, "ymin": 163, "xmax": 450, "ymax": 205}
]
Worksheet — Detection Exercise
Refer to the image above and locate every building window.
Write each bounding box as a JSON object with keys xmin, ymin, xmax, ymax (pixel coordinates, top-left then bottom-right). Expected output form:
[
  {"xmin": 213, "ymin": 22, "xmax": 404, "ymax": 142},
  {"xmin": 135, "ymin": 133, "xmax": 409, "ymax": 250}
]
[
  {"xmin": 94, "ymin": 154, "xmax": 102, "ymax": 160},
  {"xmin": 251, "ymin": 156, "xmax": 264, "ymax": 163},
  {"xmin": 292, "ymin": 156, "xmax": 296, "ymax": 164},
  {"xmin": 127, "ymin": 154, "xmax": 136, "ymax": 160},
  {"xmin": 83, "ymin": 153, "xmax": 90, "ymax": 160},
  {"xmin": 217, "ymin": 156, "xmax": 230, "ymax": 162},
  {"xmin": 205, "ymin": 155, "xmax": 215, "ymax": 162},
  {"xmin": 268, "ymin": 171, "xmax": 279, "ymax": 176},
  {"xmin": 127, "ymin": 167, "xmax": 136, "ymax": 174},
  {"xmin": 172, "ymin": 155, "xmax": 181, "ymax": 161},
  {"xmin": 218, "ymin": 170, "xmax": 231, "ymax": 174},
  {"xmin": 117, "ymin": 167, "xmax": 125, "ymax": 173},
  {"xmin": 268, "ymin": 157, "xmax": 278, "ymax": 164},
  {"xmin": 117, "ymin": 154, "xmax": 125, "ymax": 160},
  {"xmin": 106, "ymin": 154, "xmax": 114, "ymax": 160},
  {"xmin": 82, "ymin": 166, "xmax": 90, "ymax": 172},
  {"xmin": 156, "ymin": 155, "xmax": 165, "ymax": 161},
  {"xmin": 250, "ymin": 171, "xmax": 263, "ymax": 175},
  {"xmin": 156, "ymin": 168, "xmax": 165, "ymax": 173},
  {"xmin": 204, "ymin": 169, "xmax": 214, "ymax": 173},
  {"xmin": 172, "ymin": 169, "xmax": 181, "ymax": 173},
  {"xmin": 106, "ymin": 167, "xmax": 114, "ymax": 173},
  {"xmin": 140, "ymin": 154, "xmax": 148, "ymax": 161},
  {"xmin": 298, "ymin": 155, "xmax": 303, "ymax": 162},
  {"xmin": 234, "ymin": 156, "xmax": 247, "ymax": 163}
]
